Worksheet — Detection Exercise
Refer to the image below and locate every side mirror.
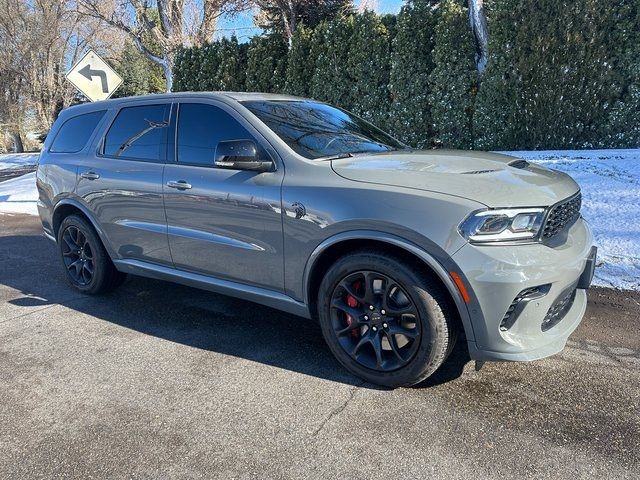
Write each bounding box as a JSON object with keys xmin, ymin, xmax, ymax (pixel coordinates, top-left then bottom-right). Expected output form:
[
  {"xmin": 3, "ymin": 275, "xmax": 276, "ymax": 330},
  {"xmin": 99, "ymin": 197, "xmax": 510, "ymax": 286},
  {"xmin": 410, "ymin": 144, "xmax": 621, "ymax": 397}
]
[{"xmin": 214, "ymin": 139, "xmax": 273, "ymax": 172}]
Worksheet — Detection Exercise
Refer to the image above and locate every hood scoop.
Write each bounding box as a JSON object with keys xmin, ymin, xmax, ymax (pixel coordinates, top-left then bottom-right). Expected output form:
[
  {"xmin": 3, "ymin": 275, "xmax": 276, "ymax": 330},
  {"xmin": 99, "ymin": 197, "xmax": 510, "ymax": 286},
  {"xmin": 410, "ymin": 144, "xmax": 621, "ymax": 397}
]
[
  {"xmin": 508, "ymin": 159, "xmax": 530, "ymax": 169},
  {"xmin": 461, "ymin": 169, "xmax": 499, "ymax": 175}
]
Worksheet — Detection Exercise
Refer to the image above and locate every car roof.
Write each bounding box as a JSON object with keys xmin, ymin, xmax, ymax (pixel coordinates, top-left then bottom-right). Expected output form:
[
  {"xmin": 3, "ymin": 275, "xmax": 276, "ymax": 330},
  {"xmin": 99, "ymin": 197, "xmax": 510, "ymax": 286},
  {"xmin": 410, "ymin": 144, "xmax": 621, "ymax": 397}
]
[{"xmin": 59, "ymin": 91, "xmax": 310, "ymax": 117}]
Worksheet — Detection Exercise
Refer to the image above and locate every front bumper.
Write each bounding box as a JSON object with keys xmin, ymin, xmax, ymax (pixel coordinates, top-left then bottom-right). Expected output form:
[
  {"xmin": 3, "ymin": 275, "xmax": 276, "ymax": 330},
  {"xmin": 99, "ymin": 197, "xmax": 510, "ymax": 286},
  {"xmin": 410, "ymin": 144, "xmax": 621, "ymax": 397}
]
[{"xmin": 453, "ymin": 217, "xmax": 594, "ymax": 362}]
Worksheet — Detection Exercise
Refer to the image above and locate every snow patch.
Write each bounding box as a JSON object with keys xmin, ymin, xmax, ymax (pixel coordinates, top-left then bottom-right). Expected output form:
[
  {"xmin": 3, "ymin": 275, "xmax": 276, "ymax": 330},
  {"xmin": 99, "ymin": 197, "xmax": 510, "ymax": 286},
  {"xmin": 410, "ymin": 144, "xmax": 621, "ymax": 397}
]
[
  {"xmin": 501, "ymin": 149, "xmax": 640, "ymax": 290},
  {"xmin": 0, "ymin": 153, "xmax": 39, "ymax": 172},
  {"xmin": 0, "ymin": 172, "xmax": 38, "ymax": 215}
]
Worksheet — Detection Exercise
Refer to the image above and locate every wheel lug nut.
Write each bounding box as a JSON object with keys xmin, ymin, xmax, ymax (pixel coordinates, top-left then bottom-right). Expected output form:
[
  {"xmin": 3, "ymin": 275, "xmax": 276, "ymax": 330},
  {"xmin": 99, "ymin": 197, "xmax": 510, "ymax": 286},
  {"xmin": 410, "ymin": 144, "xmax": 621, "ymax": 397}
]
[
  {"xmin": 364, "ymin": 315, "xmax": 369, "ymax": 321},
  {"xmin": 381, "ymin": 309, "xmax": 386, "ymax": 315},
  {"xmin": 369, "ymin": 305, "xmax": 374, "ymax": 310},
  {"xmin": 372, "ymin": 326, "xmax": 377, "ymax": 332},
  {"xmin": 383, "ymin": 323, "xmax": 388, "ymax": 328}
]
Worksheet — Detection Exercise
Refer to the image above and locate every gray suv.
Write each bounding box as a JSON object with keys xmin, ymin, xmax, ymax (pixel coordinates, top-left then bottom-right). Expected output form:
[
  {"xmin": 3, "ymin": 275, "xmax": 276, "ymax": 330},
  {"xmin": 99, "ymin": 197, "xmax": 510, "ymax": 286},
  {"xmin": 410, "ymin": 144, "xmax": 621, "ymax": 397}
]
[{"xmin": 37, "ymin": 93, "xmax": 596, "ymax": 387}]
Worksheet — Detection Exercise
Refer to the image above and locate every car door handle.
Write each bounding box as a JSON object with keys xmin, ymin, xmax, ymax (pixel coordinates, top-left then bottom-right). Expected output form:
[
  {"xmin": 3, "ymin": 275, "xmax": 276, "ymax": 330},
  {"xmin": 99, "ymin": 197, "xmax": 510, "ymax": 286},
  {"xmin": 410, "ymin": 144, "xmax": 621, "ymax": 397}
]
[
  {"xmin": 80, "ymin": 171, "xmax": 100, "ymax": 180},
  {"xmin": 166, "ymin": 180, "xmax": 192, "ymax": 190}
]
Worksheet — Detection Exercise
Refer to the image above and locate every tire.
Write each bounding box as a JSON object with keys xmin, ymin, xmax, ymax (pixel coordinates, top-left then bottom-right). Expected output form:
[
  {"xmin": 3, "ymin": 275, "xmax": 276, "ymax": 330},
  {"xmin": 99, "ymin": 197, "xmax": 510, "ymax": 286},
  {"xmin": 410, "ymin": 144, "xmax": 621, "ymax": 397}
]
[
  {"xmin": 57, "ymin": 215, "xmax": 126, "ymax": 294},
  {"xmin": 317, "ymin": 250, "xmax": 457, "ymax": 388}
]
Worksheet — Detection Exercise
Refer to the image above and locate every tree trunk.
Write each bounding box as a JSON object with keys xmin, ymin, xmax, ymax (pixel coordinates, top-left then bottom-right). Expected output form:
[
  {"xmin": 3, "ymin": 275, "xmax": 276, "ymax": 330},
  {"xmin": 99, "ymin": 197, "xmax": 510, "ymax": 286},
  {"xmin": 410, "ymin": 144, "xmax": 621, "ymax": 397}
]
[
  {"xmin": 468, "ymin": 0, "xmax": 489, "ymax": 73},
  {"xmin": 161, "ymin": 58, "xmax": 173, "ymax": 92},
  {"xmin": 8, "ymin": 131, "xmax": 24, "ymax": 153}
]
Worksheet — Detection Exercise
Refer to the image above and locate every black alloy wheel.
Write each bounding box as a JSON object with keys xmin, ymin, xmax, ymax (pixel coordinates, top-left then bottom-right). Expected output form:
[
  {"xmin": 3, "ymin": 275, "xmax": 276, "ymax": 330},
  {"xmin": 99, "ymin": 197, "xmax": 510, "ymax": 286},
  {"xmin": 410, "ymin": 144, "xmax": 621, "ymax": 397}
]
[
  {"xmin": 61, "ymin": 225, "xmax": 95, "ymax": 286},
  {"xmin": 57, "ymin": 215, "xmax": 126, "ymax": 294},
  {"xmin": 318, "ymin": 250, "xmax": 457, "ymax": 388},
  {"xmin": 330, "ymin": 270, "xmax": 422, "ymax": 371}
]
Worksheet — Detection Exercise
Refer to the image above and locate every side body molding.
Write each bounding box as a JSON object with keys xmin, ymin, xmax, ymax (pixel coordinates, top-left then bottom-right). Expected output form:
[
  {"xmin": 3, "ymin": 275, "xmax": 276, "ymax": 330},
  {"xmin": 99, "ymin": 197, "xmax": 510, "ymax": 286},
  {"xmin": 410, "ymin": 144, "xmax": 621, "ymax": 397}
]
[{"xmin": 302, "ymin": 230, "xmax": 477, "ymax": 342}]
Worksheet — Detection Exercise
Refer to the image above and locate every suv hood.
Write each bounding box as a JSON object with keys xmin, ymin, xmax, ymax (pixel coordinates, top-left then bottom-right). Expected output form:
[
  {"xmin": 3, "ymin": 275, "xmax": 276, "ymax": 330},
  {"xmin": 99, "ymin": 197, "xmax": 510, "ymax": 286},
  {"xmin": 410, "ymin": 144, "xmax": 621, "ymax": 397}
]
[{"xmin": 331, "ymin": 150, "xmax": 579, "ymax": 207}]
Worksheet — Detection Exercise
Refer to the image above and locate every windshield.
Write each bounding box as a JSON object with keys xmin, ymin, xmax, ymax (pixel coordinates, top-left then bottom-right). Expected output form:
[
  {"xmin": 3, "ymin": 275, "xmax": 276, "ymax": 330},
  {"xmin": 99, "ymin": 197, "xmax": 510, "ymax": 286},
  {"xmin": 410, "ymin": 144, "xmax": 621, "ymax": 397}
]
[{"xmin": 242, "ymin": 100, "xmax": 406, "ymax": 159}]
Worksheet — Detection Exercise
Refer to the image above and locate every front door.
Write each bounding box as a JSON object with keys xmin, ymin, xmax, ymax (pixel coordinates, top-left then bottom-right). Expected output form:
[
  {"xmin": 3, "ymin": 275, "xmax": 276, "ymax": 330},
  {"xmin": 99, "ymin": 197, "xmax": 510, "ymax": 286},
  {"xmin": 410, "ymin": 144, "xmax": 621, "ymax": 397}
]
[
  {"xmin": 76, "ymin": 101, "xmax": 172, "ymax": 265},
  {"xmin": 162, "ymin": 101, "xmax": 284, "ymax": 291}
]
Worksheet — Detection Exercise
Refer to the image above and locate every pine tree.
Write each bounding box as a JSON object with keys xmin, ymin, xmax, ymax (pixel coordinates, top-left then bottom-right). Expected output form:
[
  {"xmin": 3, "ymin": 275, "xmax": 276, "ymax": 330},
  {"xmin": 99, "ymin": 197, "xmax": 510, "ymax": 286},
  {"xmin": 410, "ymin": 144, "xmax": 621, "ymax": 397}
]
[
  {"xmin": 310, "ymin": 16, "xmax": 355, "ymax": 108},
  {"xmin": 601, "ymin": 0, "xmax": 640, "ymax": 147},
  {"xmin": 427, "ymin": 0, "xmax": 477, "ymax": 148},
  {"xmin": 474, "ymin": 0, "xmax": 635, "ymax": 150},
  {"xmin": 172, "ymin": 47, "xmax": 187, "ymax": 91},
  {"xmin": 200, "ymin": 42, "xmax": 221, "ymax": 91},
  {"xmin": 113, "ymin": 41, "xmax": 165, "ymax": 98},
  {"xmin": 245, "ymin": 35, "xmax": 288, "ymax": 93},
  {"xmin": 388, "ymin": 1, "xmax": 438, "ymax": 148},
  {"xmin": 255, "ymin": 0, "xmax": 352, "ymax": 44},
  {"xmin": 173, "ymin": 47, "xmax": 204, "ymax": 91},
  {"xmin": 216, "ymin": 36, "xmax": 246, "ymax": 92},
  {"xmin": 347, "ymin": 11, "xmax": 393, "ymax": 129},
  {"xmin": 471, "ymin": 0, "xmax": 518, "ymax": 149},
  {"xmin": 284, "ymin": 25, "xmax": 315, "ymax": 97}
]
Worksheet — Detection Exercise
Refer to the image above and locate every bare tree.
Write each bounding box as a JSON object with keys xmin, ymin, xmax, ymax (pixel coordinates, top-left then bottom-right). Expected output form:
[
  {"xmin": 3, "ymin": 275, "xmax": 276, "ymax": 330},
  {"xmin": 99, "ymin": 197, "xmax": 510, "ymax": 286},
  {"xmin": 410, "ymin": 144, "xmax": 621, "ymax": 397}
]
[
  {"xmin": 0, "ymin": 0, "xmax": 124, "ymax": 150},
  {"xmin": 78, "ymin": 0, "xmax": 250, "ymax": 91},
  {"xmin": 468, "ymin": 0, "xmax": 489, "ymax": 73}
]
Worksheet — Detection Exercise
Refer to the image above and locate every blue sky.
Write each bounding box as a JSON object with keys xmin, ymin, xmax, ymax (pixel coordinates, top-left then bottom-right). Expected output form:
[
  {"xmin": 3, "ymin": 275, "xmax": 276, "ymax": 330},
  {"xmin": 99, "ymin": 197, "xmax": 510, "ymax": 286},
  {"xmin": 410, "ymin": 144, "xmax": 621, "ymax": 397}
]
[{"xmin": 216, "ymin": 1, "xmax": 405, "ymax": 42}]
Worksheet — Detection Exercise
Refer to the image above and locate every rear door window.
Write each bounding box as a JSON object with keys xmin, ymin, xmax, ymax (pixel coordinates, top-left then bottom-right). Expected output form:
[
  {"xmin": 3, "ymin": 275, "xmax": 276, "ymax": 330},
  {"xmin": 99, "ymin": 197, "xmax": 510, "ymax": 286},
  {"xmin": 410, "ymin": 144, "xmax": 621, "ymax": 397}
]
[
  {"xmin": 103, "ymin": 104, "xmax": 170, "ymax": 161},
  {"xmin": 50, "ymin": 110, "xmax": 106, "ymax": 153}
]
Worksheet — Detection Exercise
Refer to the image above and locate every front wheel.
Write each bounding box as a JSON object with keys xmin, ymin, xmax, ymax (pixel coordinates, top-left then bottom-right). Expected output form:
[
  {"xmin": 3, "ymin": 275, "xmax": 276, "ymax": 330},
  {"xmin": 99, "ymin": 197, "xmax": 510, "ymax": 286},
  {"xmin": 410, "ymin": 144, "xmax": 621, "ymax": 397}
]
[{"xmin": 317, "ymin": 251, "xmax": 457, "ymax": 387}]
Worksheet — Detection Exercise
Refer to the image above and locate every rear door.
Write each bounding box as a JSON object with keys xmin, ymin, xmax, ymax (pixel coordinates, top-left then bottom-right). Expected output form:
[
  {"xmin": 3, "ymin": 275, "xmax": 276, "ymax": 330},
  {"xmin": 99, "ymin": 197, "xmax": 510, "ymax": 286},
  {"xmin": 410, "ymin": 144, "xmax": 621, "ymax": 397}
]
[
  {"xmin": 75, "ymin": 100, "xmax": 172, "ymax": 265},
  {"xmin": 162, "ymin": 99, "xmax": 285, "ymax": 291}
]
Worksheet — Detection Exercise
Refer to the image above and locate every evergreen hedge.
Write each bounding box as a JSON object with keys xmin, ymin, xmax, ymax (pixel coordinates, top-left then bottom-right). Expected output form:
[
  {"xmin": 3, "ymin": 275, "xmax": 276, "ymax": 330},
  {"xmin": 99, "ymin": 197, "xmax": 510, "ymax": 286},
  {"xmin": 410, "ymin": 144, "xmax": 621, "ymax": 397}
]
[
  {"xmin": 245, "ymin": 35, "xmax": 288, "ymax": 93},
  {"xmin": 348, "ymin": 11, "xmax": 393, "ymax": 130},
  {"xmin": 310, "ymin": 16, "xmax": 355, "ymax": 108},
  {"xmin": 427, "ymin": 0, "xmax": 477, "ymax": 149},
  {"xmin": 172, "ymin": 2, "xmax": 639, "ymax": 150},
  {"xmin": 388, "ymin": 1, "xmax": 437, "ymax": 148}
]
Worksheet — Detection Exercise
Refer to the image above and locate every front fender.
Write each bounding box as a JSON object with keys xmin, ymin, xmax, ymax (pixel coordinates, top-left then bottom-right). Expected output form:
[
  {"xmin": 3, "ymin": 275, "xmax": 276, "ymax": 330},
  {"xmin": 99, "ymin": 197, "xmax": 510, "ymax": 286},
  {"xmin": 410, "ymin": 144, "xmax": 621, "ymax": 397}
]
[{"xmin": 302, "ymin": 230, "xmax": 480, "ymax": 343}]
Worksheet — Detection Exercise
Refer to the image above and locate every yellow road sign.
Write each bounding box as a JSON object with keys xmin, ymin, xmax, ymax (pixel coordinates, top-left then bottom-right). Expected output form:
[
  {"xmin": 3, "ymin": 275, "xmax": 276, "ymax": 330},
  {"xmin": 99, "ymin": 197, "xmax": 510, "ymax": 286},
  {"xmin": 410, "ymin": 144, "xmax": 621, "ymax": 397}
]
[{"xmin": 66, "ymin": 50, "xmax": 123, "ymax": 102}]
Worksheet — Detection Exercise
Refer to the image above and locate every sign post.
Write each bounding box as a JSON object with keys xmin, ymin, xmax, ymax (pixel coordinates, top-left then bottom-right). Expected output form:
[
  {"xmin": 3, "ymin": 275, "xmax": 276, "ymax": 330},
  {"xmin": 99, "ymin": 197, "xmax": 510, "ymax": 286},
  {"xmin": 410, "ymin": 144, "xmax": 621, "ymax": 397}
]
[{"xmin": 66, "ymin": 50, "xmax": 123, "ymax": 102}]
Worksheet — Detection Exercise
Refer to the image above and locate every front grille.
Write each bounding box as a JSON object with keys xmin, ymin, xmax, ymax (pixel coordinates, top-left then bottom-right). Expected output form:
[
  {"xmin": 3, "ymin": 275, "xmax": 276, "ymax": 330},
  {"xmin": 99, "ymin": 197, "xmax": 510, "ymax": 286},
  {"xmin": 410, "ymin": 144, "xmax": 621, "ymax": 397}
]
[
  {"xmin": 542, "ymin": 192, "xmax": 582, "ymax": 239},
  {"xmin": 541, "ymin": 287, "xmax": 577, "ymax": 331}
]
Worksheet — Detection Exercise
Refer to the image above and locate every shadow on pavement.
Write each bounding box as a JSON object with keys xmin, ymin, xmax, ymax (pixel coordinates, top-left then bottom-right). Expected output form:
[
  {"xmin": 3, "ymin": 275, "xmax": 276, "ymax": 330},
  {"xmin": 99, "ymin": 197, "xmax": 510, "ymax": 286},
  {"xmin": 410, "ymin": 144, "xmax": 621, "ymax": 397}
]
[{"xmin": 0, "ymin": 231, "xmax": 470, "ymax": 389}]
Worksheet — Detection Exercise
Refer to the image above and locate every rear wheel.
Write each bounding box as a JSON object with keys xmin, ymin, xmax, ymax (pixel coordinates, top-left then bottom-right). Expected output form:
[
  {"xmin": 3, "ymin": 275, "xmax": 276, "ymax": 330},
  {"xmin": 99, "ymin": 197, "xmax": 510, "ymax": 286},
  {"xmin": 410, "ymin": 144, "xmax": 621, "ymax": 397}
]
[
  {"xmin": 57, "ymin": 215, "xmax": 126, "ymax": 294},
  {"xmin": 318, "ymin": 251, "xmax": 456, "ymax": 387}
]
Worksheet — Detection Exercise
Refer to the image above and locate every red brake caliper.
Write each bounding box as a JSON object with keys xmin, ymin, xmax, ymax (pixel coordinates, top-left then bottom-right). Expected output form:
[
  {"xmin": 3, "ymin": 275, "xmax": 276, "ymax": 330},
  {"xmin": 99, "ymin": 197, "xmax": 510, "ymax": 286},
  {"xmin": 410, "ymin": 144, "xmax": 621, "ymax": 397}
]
[{"xmin": 345, "ymin": 281, "xmax": 361, "ymax": 338}]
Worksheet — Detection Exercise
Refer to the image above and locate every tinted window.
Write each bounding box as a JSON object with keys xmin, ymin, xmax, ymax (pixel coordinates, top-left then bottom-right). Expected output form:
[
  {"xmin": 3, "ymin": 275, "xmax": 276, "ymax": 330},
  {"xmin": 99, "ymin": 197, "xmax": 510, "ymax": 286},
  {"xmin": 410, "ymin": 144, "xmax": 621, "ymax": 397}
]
[
  {"xmin": 177, "ymin": 103, "xmax": 255, "ymax": 166},
  {"xmin": 50, "ymin": 110, "xmax": 106, "ymax": 153},
  {"xmin": 103, "ymin": 104, "xmax": 170, "ymax": 161},
  {"xmin": 242, "ymin": 100, "xmax": 406, "ymax": 159}
]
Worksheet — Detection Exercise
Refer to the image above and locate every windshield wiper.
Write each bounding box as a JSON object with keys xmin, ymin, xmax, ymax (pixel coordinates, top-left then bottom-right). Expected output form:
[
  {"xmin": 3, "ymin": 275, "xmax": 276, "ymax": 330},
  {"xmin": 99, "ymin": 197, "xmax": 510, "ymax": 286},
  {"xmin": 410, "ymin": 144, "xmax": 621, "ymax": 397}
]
[{"xmin": 317, "ymin": 152, "xmax": 354, "ymax": 161}]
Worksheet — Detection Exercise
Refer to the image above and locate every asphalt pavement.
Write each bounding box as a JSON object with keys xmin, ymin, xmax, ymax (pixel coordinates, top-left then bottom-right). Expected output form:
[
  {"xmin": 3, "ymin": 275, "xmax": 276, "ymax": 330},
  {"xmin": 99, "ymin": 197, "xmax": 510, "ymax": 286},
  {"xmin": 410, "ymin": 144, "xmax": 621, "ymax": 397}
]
[{"xmin": 1, "ymin": 213, "xmax": 638, "ymax": 479}]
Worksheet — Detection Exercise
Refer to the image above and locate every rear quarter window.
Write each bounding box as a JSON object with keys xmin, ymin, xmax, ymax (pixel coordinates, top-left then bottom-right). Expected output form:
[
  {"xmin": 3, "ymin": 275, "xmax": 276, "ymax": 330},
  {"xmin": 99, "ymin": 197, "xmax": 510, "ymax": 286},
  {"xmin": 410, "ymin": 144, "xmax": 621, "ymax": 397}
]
[{"xmin": 50, "ymin": 110, "xmax": 106, "ymax": 153}]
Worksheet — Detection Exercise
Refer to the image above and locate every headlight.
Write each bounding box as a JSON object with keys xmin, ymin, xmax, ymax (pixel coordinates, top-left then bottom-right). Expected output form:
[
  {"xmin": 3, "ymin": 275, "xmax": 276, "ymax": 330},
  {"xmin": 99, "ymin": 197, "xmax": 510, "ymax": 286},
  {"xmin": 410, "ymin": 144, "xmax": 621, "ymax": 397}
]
[{"xmin": 459, "ymin": 208, "xmax": 546, "ymax": 243}]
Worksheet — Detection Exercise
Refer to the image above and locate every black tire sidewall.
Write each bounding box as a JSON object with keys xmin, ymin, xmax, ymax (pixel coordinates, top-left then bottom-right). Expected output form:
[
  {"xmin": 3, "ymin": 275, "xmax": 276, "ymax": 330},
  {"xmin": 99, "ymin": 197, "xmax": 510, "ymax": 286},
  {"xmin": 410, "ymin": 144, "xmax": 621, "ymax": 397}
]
[
  {"xmin": 318, "ymin": 252, "xmax": 452, "ymax": 388},
  {"xmin": 57, "ymin": 215, "xmax": 112, "ymax": 294}
]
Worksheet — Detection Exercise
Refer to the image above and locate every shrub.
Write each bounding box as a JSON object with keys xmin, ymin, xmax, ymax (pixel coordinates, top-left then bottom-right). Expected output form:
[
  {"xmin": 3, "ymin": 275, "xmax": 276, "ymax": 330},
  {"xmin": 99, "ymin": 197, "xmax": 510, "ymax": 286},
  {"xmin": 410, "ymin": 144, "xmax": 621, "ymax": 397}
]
[
  {"xmin": 245, "ymin": 35, "xmax": 288, "ymax": 93},
  {"xmin": 347, "ymin": 11, "xmax": 393, "ymax": 129},
  {"xmin": 284, "ymin": 25, "xmax": 315, "ymax": 97},
  {"xmin": 388, "ymin": 1, "xmax": 438, "ymax": 147},
  {"xmin": 427, "ymin": 0, "xmax": 477, "ymax": 149},
  {"xmin": 310, "ymin": 16, "xmax": 355, "ymax": 108},
  {"xmin": 474, "ymin": 0, "xmax": 638, "ymax": 150}
]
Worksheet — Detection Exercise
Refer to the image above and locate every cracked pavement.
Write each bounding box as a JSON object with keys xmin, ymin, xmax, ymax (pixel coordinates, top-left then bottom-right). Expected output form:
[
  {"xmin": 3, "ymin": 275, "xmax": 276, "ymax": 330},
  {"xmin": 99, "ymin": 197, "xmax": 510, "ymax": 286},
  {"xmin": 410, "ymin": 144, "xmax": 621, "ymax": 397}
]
[{"xmin": 1, "ymin": 214, "xmax": 639, "ymax": 479}]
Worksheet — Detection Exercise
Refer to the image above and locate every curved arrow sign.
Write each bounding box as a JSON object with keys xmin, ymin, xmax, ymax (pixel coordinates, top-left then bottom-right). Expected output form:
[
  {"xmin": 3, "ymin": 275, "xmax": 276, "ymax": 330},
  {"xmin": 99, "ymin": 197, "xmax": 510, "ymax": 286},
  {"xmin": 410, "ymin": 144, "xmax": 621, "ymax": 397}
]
[
  {"xmin": 78, "ymin": 64, "xmax": 109, "ymax": 93},
  {"xmin": 66, "ymin": 50, "xmax": 123, "ymax": 102}
]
